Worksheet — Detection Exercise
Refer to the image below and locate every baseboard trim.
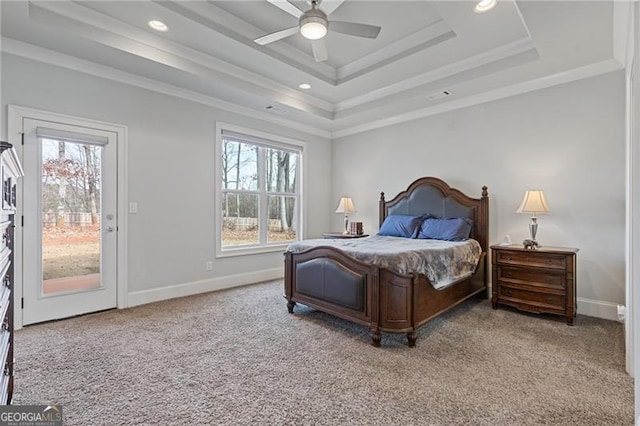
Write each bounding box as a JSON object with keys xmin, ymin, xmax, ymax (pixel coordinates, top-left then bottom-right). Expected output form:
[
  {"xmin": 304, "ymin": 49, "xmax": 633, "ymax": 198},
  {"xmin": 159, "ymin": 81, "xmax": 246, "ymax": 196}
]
[
  {"xmin": 577, "ymin": 297, "xmax": 620, "ymax": 321},
  {"xmin": 127, "ymin": 268, "xmax": 283, "ymax": 308},
  {"xmin": 128, "ymin": 275, "xmax": 618, "ymax": 321}
]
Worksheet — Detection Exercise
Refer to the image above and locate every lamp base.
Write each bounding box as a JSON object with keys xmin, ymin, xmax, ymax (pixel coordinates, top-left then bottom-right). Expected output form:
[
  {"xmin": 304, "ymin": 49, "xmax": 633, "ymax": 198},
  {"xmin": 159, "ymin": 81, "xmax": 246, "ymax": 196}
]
[
  {"xmin": 529, "ymin": 216, "xmax": 538, "ymax": 241},
  {"xmin": 524, "ymin": 216, "xmax": 540, "ymax": 248},
  {"xmin": 343, "ymin": 214, "xmax": 349, "ymax": 235}
]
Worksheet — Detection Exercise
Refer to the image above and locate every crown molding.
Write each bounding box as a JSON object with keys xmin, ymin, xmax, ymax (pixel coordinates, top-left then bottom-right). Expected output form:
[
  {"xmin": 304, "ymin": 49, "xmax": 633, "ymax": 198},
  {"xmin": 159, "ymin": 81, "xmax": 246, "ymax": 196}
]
[
  {"xmin": 331, "ymin": 58, "xmax": 624, "ymax": 139},
  {"xmin": 1, "ymin": 37, "xmax": 331, "ymax": 139}
]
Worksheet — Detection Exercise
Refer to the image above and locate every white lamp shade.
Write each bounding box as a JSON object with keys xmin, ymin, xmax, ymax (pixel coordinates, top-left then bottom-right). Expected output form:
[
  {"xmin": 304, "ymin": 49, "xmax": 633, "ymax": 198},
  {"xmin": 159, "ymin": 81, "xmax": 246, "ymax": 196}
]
[
  {"xmin": 335, "ymin": 197, "xmax": 357, "ymax": 214},
  {"xmin": 517, "ymin": 190, "xmax": 550, "ymax": 214}
]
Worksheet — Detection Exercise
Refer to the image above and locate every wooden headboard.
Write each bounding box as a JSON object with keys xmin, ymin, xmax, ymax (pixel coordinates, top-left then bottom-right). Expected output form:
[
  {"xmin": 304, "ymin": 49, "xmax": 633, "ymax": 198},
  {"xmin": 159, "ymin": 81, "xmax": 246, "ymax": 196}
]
[{"xmin": 379, "ymin": 177, "xmax": 489, "ymax": 252}]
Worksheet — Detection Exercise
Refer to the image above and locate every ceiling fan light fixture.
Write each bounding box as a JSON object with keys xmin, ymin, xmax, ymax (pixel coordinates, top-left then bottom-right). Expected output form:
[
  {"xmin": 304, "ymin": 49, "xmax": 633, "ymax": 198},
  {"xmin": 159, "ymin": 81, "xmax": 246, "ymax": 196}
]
[
  {"xmin": 300, "ymin": 18, "xmax": 327, "ymax": 40},
  {"xmin": 299, "ymin": 6, "xmax": 328, "ymax": 40},
  {"xmin": 474, "ymin": 0, "xmax": 497, "ymax": 13}
]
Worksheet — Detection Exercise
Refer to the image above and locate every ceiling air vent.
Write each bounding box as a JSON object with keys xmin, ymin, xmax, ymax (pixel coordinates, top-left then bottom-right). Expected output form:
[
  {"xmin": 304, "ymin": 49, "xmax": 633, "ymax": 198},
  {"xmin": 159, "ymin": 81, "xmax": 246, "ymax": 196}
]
[
  {"xmin": 265, "ymin": 105, "xmax": 288, "ymax": 114},
  {"xmin": 426, "ymin": 90, "xmax": 452, "ymax": 101}
]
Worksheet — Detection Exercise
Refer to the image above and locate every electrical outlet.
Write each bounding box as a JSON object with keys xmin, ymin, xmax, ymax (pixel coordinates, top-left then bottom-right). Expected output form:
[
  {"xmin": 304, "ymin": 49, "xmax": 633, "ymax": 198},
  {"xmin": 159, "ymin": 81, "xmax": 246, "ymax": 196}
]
[{"xmin": 206, "ymin": 261, "xmax": 213, "ymax": 271}]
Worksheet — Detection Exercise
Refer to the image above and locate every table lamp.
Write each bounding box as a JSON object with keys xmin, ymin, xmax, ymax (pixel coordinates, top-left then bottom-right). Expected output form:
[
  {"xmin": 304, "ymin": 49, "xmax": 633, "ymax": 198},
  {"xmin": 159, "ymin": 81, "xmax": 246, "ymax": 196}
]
[
  {"xmin": 516, "ymin": 189, "xmax": 550, "ymax": 246},
  {"xmin": 335, "ymin": 197, "xmax": 357, "ymax": 235}
]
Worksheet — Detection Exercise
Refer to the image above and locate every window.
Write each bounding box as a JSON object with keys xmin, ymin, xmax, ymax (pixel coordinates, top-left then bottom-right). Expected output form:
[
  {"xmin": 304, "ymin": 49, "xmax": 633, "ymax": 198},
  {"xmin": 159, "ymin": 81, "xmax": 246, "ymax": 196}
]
[{"xmin": 216, "ymin": 124, "xmax": 303, "ymax": 256}]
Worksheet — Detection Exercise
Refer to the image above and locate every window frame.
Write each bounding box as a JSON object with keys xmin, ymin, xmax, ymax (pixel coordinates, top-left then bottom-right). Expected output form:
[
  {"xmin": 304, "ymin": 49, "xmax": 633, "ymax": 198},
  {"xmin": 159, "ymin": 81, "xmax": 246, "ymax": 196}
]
[{"xmin": 215, "ymin": 122, "xmax": 305, "ymax": 258}]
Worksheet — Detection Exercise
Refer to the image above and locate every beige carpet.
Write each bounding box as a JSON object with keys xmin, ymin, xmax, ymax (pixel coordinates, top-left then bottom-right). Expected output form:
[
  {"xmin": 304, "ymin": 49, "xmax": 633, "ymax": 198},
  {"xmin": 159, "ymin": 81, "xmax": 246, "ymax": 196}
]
[{"xmin": 13, "ymin": 280, "xmax": 633, "ymax": 425}]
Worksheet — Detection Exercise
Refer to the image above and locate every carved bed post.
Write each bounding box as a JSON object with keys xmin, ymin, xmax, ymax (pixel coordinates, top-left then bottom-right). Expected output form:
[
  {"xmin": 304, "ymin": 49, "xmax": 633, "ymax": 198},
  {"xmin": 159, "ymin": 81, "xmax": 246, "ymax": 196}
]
[
  {"xmin": 407, "ymin": 331, "xmax": 417, "ymax": 348},
  {"xmin": 479, "ymin": 186, "xmax": 490, "ymax": 294},
  {"xmin": 407, "ymin": 273, "xmax": 419, "ymax": 347},
  {"xmin": 370, "ymin": 326, "xmax": 382, "ymax": 347},
  {"xmin": 370, "ymin": 265, "xmax": 381, "ymax": 347},
  {"xmin": 379, "ymin": 192, "xmax": 386, "ymax": 228},
  {"xmin": 479, "ymin": 186, "xmax": 489, "ymax": 253},
  {"xmin": 284, "ymin": 252, "xmax": 296, "ymax": 313}
]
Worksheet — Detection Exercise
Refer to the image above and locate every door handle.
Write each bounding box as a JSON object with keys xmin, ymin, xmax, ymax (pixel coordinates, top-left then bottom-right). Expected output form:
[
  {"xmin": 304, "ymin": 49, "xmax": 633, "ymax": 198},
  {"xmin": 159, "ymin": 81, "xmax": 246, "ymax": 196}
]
[{"xmin": 104, "ymin": 226, "xmax": 115, "ymax": 232}]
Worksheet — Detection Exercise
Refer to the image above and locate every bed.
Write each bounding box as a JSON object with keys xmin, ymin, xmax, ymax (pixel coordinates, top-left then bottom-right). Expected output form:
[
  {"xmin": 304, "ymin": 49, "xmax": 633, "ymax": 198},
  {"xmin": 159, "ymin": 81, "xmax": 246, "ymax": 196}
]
[{"xmin": 284, "ymin": 177, "xmax": 489, "ymax": 347}]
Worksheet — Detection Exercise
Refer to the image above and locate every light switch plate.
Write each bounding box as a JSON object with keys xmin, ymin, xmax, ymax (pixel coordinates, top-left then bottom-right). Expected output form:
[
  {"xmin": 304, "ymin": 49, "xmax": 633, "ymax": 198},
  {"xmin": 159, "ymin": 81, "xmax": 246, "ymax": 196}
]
[{"xmin": 129, "ymin": 202, "xmax": 138, "ymax": 214}]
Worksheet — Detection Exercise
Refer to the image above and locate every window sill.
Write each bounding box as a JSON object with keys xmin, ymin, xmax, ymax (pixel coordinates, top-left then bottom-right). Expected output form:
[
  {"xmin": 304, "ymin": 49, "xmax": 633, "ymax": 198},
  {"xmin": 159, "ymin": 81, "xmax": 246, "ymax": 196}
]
[{"xmin": 215, "ymin": 243, "xmax": 292, "ymax": 259}]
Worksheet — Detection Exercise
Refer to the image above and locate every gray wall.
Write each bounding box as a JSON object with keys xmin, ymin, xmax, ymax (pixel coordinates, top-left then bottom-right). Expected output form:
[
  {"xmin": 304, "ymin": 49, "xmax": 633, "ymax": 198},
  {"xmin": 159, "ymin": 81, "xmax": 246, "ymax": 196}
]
[
  {"xmin": 1, "ymin": 52, "xmax": 626, "ymax": 311},
  {"xmin": 1, "ymin": 53, "xmax": 332, "ymax": 294},
  {"xmin": 332, "ymin": 71, "xmax": 626, "ymax": 306}
]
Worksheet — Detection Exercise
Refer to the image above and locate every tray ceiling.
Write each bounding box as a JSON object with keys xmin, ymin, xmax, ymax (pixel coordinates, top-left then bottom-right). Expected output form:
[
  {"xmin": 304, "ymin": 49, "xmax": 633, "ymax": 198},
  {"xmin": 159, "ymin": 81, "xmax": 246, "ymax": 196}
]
[{"xmin": 0, "ymin": 1, "xmax": 623, "ymax": 138}]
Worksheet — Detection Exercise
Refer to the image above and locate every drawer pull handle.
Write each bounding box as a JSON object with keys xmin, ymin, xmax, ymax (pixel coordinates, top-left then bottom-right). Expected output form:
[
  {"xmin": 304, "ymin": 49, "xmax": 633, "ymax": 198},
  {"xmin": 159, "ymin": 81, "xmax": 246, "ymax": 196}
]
[
  {"xmin": 505, "ymin": 256, "xmax": 512, "ymax": 261},
  {"xmin": 505, "ymin": 272, "xmax": 512, "ymax": 278},
  {"xmin": 546, "ymin": 296, "xmax": 554, "ymax": 304},
  {"xmin": 547, "ymin": 260, "xmax": 553, "ymax": 264},
  {"xmin": 506, "ymin": 289, "xmax": 513, "ymax": 297}
]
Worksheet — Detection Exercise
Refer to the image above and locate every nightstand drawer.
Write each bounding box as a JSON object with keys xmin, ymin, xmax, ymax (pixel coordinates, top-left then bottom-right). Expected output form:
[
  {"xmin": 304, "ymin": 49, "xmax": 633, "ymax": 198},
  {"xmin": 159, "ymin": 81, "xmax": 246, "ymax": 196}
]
[
  {"xmin": 498, "ymin": 284, "xmax": 565, "ymax": 310},
  {"xmin": 496, "ymin": 250, "xmax": 566, "ymax": 270},
  {"xmin": 499, "ymin": 267, "xmax": 565, "ymax": 289}
]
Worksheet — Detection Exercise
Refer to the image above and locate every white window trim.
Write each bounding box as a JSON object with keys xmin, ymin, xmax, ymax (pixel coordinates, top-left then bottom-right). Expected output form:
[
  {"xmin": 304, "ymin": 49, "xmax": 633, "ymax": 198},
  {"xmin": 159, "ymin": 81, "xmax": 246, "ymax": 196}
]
[{"xmin": 215, "ymin": 122, "xmax": 305, "ymax": 258}]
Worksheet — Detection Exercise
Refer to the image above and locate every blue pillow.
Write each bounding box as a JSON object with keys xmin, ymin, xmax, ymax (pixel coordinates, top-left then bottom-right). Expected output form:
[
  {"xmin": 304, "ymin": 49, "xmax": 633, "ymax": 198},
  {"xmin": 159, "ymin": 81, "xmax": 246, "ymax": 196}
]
[
  {"xmin": 416, "ymin": 217, "xmax": 473, "ymax": 241},
  {"xmin": 378, "ymin": 215, "xmax": 423, "ymax": 238}
]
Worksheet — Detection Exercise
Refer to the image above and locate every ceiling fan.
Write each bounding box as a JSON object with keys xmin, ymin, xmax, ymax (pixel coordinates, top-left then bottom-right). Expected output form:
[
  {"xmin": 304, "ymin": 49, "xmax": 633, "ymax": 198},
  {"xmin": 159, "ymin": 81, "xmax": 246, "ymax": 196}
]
[{"xmin": 254, "ymin": 0, "xmax": 382, "ymax": 62}]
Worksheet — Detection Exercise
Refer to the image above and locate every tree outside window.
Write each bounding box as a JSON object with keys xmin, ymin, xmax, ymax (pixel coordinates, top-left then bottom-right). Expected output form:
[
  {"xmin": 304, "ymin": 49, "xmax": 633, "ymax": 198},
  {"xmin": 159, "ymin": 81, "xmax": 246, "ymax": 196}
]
[{"xmin": 220, "ymin": 131, "xmax": 301, "ymax": 250}]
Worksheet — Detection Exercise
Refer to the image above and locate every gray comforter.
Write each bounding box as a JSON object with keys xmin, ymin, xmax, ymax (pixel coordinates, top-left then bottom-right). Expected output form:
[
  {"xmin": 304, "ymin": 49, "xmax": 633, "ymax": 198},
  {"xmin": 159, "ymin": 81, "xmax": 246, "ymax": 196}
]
[{"xmin": 286, "ymin": 235, "xmax": 482, "ymax": 290}]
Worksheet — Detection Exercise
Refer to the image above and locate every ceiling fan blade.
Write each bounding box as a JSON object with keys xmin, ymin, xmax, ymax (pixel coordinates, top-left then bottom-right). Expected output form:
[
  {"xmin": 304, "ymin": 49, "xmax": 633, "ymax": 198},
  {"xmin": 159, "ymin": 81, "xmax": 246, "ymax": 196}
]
[
  {"xmin": 330, "ymin": 21, "xmax": 381, "ymax": 39},
  {"xmin": 254, "ymin": 26, "xmax": 300, "ymax": 45},
  {"xmin": 318, "ymin": 0, "xmax": 344, "ymax": 16},
  {"xmin": 311, "ymin": 39, "xmax": 328, "ymax": 62},
  {"xmin": 267, "ymin": 0, "xmax": 304, "ymax": 18}
]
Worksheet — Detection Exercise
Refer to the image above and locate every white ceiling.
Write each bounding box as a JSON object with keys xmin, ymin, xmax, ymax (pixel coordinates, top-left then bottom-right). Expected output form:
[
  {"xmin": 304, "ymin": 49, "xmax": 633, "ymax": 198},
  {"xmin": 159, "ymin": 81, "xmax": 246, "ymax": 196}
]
[{"xmin": 0, "ymin": 1, "xmax": 627, "ymax": 138}]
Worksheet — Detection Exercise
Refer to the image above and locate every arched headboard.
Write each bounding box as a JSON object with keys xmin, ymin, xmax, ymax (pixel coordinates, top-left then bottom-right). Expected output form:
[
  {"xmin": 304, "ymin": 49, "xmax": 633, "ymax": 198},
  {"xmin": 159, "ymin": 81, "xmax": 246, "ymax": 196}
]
[{"xmin": 379, "ymin": 177, "xmax": 489, "ymax": 252}]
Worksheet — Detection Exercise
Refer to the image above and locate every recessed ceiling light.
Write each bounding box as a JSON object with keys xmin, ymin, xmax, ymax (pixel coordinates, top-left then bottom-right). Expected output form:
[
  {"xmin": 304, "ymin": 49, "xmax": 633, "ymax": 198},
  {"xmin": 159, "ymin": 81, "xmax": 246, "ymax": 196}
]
[
  {"xmin": 148, "ymin": 20, "xmax": 168, "ymax": 32},
  {"xmin": 299, "ymin": 83, "xmax": 311, "ymax": 90},
  {"xmin": 474, "ymin": 0, "xmax": 496, "ymax": 13}
]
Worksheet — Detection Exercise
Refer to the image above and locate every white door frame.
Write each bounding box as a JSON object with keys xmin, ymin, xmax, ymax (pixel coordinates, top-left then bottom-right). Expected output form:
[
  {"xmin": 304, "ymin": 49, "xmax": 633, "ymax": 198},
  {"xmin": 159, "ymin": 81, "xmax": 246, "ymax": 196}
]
[
  {"xmin": 630, "ymin": 2, "xmax": 640, "ymax": 422},
  {"xmin": 8, "ymin": 105, "xmax": 128, "ymax": 330}
]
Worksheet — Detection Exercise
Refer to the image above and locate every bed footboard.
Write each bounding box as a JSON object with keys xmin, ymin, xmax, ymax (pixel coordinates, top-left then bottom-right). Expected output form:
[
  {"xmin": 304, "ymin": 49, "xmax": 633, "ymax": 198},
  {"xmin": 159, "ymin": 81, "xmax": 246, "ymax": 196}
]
[
  {"xmin": 285, "ymin": 247, "xmax": 423, "ymax": 347},
  {"xmin": 285, "ymin": 247, "xmax": 379, "ymax": 329},
  {"xmin": 285, "ymin": 248, "xmax": 487, "ymax": 347}
]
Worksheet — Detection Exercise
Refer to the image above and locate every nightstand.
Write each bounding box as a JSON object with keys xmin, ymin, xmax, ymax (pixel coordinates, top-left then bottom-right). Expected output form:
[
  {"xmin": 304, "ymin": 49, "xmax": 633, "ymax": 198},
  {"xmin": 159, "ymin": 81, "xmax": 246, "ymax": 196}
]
[
  {"xmin": 491, "ymin": 245, "xmax": 578, "ymax": 325},
  {"xmin": 323, "ymin": 233, "xmax": 369, "ymax": 239}
]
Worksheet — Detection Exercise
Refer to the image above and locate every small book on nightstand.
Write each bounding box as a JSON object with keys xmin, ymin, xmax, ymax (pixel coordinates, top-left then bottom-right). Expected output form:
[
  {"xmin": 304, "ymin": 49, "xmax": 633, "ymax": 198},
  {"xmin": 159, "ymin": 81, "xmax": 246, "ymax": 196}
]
[{"xmin": 349, "ymin": 222, "xmax": 363, "ymax": 235}]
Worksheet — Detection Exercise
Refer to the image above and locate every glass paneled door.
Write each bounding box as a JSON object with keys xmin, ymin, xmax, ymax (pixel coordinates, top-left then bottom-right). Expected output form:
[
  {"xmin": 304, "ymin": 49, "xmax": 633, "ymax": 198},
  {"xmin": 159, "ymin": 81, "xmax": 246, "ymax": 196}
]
[{"xmin": 22, "ymin": 118, "xmax": 118, "ymax": 325}]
